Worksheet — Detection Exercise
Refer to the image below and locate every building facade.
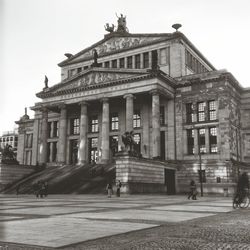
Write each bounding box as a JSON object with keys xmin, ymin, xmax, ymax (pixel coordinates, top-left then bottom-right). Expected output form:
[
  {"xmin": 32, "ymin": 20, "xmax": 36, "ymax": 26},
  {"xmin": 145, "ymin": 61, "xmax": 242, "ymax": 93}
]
[
  {"xmin": 0, "ymin": 131, "xmax": 18, "ymax": 155},
  {"xmin": 16, "ymin": 16, "xmax": 250, "ymax": 194}
]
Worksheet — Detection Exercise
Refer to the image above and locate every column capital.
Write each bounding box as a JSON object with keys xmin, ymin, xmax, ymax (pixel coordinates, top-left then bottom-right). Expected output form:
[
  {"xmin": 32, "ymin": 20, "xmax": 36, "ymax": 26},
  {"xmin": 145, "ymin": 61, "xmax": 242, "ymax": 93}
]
[
  {"xmin": 150, "ymin": 89, "xmax": 160, "ymax": 96},
  {"xmin": 123, "ymin": 93, "xmax": 135, "ymax": 99},
  {"xmin": 79, "ymin": 101, "xmax": 89, "ymax": 106},
  {"xmin": 58, "ymin": 103, "xmax": 67, "ymax": 110},
  {"xmin": 101, "ymin": 97, "xmax": 109, "ymax": 103}
]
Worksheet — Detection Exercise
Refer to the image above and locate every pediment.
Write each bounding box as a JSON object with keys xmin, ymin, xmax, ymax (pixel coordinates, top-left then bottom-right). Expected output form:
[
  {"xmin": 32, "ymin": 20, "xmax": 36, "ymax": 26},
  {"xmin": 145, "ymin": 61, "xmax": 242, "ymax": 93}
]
[
  {"xmin": 45, "ymin": 69, "xmax": 146, "ymax": 95},
  {"xmin": 60, "ymin": 34, "xmax": 172, "ymax": 65}
]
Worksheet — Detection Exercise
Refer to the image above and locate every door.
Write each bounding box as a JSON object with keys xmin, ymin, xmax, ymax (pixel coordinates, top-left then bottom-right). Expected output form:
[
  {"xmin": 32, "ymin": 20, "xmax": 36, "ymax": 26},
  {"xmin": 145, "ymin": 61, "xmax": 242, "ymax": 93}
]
[{"xmin": 165, "ymin": 169, "xmax": 176, "ymax": 195}]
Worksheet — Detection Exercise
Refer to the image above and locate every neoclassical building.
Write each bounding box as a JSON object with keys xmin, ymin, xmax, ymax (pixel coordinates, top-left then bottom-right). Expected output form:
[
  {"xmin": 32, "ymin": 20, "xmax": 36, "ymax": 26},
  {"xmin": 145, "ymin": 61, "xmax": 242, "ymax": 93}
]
[{"xmin": 16, "ymin": 16, "xmax": 250, "ymax": 194}]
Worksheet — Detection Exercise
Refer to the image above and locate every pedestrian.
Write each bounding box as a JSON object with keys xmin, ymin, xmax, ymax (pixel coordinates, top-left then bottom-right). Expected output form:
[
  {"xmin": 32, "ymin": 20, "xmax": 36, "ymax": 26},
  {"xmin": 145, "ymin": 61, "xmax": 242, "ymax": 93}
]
[
  {"xmin": 106, "ymin": 182, "xmax": 112, "ymax": 198},
  {"xmin": 236, "ymin": 172, "xmax": 249, "ymax": 203},
  {"xmin": 116, "ymin": 180, "xmax": 122, "ymax": 197},
  {"xmin": 188, "ymin": 180, "xmax": 197, "ymax": 200}
]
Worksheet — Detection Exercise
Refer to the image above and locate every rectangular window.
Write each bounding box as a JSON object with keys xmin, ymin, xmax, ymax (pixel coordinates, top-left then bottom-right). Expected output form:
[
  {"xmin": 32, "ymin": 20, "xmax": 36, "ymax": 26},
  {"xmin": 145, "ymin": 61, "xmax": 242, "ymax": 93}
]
[
  {"xmin": 83, "ymin": 65, "xmax": 89, "ymax": 70},
  {"xmin": 197, "ymin": 102, "xmax": 206, "ymax": 122},
  {"xmin": 71, "ymin": 118, "xmax": 80, "ymax": 135},
  {"xmin": 89, "ymin": 137, "xmax": 98, "ymax": 163},
  {"xmin": 160, "ymin": 106, "xmax": 165, "ymax": 125},
  {"xmin": 187, "ymin": 129, "xmax": 194, "ymax": 155},
  {"xmin": 143, "ymin": 52, "xmax": 149, "ymax": 68},
  {"xmin": 110, "ymin": 113, "xmax": 119, "ymax": 131},
  {"xmin": 110, "ymin": 135, "xmax": 119, "ymax": 155},
  {"xmin": 198, "ymin": 128, "xmax": 206, "ymax": 153},
  {"xmin": 127, "ymin": 56, "xmax": 132, "ymax": 68},
  {"xmin": 133, "ymin": 110, "xmax": 141, "ymax": 128},
  {"xmin": 112, "ymin": 59, "xmax": 117, "ymax": 68},
  {"xmin": 135, "ymin": 54, "xmax": 140, "ymax": 69},
  {"xmin": 186, "ymin": 103, "xmax": 195, "ymax": 123},
  {"xmin": 77, "ymin": 67, "xmax": 82, "ymax": 74},
  {"xmin": 104, "ymin": 61, "xmax": 110, "ymax": 68},
  {"xmin": 119, "ymin": 58, "xmax": 125, "ymax": 68},
  {"xmin": 53, "ymin": 121, "xmax": 59, "ymax": 137},
  {"xmin": 90, "ymin": 115, "xmax": 99, "ymax": 133},
  {"xmin": 48, "ymin": 122, "xmax": 52, "ymax": 138},
  {"xmin": 208, "ymin": 100, "xmax": 217, "ymax": 120},
  {"xmin": 159, "ymin": 48, "xmax": 169, "ymax": 65},
  {"xmin": 209, "ymin": 127, "xmax": 218, "ymax": 153}
]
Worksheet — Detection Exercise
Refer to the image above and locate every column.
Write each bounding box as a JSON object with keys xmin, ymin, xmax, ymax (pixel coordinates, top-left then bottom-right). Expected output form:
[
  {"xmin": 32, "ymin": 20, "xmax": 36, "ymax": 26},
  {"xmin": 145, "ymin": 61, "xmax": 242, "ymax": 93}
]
[
  {"xmin": 123, "ymin": 94, "xmax": 134, "ymax": 132},
  {"xmin": 58, "ymin": 105, "xmax": 67, "ymax": 164},
  {"xmin": 79, "ymin": 101, "xmax": 88, "ymax": 165},
  {"xmin": 205, "ymin": 127, "xmax": 210, "ymax": 154},
  {"xmin": 101, "ymin": 98, "xmax": 110, "ymax": 163},
  {"xmin": 149, "ymin": 51, "xmax": 152, "ymax": 69},
  {"xmin": 151, "ymin": 90, "xmax": 161, "ymax": 158},
  {"xmin": 194, "ymin": 129, "xmax": 199, "ymax": 155},
  {"xmin": 39, "ymin": 108, "xmax": 48, "ymax": 165}
]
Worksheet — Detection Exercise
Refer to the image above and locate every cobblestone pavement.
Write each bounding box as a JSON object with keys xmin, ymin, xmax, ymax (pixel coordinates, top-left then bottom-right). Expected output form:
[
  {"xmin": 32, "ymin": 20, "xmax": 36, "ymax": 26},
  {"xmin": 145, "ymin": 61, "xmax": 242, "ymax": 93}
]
[{"xmin": 0, "ymin": 195, "xmax": 249, "ymax": 250}]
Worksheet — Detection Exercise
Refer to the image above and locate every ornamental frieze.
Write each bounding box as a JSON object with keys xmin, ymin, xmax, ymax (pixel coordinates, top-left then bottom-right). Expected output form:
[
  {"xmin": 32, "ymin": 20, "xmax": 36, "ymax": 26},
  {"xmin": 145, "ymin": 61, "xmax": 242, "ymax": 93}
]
[
  {"xmin": 54, "ymin": 72, "xmax": 137, "ymax": 93},
  {"xmin": 75, "ymin": 37, "xmax": 163, "ymax": 61}
]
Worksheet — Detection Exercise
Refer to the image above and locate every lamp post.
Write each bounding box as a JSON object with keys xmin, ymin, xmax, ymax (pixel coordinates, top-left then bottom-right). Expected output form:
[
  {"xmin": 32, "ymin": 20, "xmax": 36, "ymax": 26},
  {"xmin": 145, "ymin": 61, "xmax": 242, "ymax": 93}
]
[{"xmin": 198, "ymin": 130, "xmax": 204, "ymax": 197}]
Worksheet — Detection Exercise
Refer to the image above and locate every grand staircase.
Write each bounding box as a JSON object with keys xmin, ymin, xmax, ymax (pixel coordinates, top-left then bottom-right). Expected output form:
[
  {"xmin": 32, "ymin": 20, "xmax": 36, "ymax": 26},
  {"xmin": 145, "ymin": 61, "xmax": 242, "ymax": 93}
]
[{"xmin": 1, "ymin": 163, "xmax": 115, "ymax": 195}]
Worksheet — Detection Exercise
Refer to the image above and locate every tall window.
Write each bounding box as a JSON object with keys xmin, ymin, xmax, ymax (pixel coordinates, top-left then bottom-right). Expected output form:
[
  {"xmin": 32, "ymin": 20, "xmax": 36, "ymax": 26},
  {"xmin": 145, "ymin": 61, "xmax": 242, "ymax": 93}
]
[
  {"xmin": 186, "ymin": 103, "xmax": 195, "ymax": 123},
  {"xmin": 77, "ymin": 67, "xmax": 82, "ymax": 74},
  {"xmin": 112, "ymin": 59, "xmax": 117, "ymax": 68},
  {"xmin": 197, "ymin": 102, "xmax": 206, "ymax": 122},
  {"xmin": 110, "ymin": 135, "xmax": 119, "ymax": 155},
  {"xmin": 187, "ymin": 129, "xmax": 194, "ymax": 155},
  {"xmin": 143, "ymin": 52, "xmax": 149, "ymax": 68},
  {"xmin": 159, "ymin": 48, "xmax": 169, "ymax": 65},
  {"xmin": 110, "ymin": 113, "xmax": 119, "ymax": 131},
  {"xmin": 198, "ymin": 128, "xmax": 206, "ymax": 153},
  {"xmin": 135, "ymin": 54, "xmax": 140, "ymax": 69},
  {"xmin": 133, "ymin": 110, "xmax": 141, "ymax": 128},
  {"xmin": 119, "ymin": 58, "xmax": 125, "ymax": 68},
  {"xmin": 71, "ymin": 118, "xmax": 80, "ymax": 135},
  {"xmin": 133, "ymin": 133, "xmax": 141, "ymax": 154},
  {"xmin": 209, "ymin": 127, "xmax": 218, "ymax": 153},
  {"xmin": 90, "ymin": 116, "xmax": 99, "ymax": 133},
  {"xmin": 53, "ymin": 121, "xmax": 59, "ymax": 137},
  {"xmin": 160, "ymin": 106, "xmax": 165, "ymax": 125},
  {"xmin": 208, "ymin": 100, "xmax": 217, "ymax": 120},
  {"xmin": 127, "ymin": 56, "xmax": 132, "ymax": 68},
  {"xmin": 104, "ymin": 61, "xmax": 110, "ymax": 68},
  {"xmin": 89, "ymin": 137, "xmax": 98, "ymax": 163}
]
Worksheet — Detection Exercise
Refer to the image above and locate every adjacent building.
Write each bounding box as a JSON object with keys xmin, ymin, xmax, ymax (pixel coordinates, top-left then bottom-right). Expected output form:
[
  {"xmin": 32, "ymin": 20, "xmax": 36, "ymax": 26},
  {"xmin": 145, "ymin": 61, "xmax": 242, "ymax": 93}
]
[
  {"xmin": 16, "ymin": 16, "xmax": 250, "ymax": 194},
  {"xmin": 0, "ymin": 130, "xmax": 18, "ymax": 155}
]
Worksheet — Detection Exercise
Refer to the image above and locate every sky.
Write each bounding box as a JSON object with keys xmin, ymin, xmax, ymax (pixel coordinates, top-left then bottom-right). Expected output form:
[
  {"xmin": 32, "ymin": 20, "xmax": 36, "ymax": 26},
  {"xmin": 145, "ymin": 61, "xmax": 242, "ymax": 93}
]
[{"xmin": 1, "ymin": 0, "xmax": 250, "ymax": 134}]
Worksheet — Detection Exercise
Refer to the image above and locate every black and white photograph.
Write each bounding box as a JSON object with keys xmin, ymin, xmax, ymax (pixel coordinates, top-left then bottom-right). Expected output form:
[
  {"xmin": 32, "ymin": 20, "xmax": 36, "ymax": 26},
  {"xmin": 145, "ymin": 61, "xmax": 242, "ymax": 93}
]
[{"xmin": 1, "ymin": 0, "xmax": 250, "ymax": 249}]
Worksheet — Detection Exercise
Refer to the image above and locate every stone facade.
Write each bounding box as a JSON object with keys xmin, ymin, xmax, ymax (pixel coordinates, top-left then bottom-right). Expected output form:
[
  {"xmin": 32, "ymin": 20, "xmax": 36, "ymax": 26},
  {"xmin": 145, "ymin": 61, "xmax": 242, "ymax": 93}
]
[{"xmin": 15, "ymin": 17, "xmax": 250, "ymax": 194}]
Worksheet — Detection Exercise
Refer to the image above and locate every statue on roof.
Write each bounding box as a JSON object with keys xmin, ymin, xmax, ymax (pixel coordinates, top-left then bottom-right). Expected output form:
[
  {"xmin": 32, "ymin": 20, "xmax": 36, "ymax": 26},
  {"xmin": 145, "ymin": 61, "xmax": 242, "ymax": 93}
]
[
  {"xmin": 91, "ymin": 49, "xmax": 99, "ymax": 67},
  {"xmin": 44, "ymin": 75, "xmax": 48, "ymax": 89},
  {"xmin": 104, "ymin": 23, "xmax": 115, "ymax": 33},
  {"xmin": 116, "ymin": 13, "xmax": 128, "ymax": 33}
]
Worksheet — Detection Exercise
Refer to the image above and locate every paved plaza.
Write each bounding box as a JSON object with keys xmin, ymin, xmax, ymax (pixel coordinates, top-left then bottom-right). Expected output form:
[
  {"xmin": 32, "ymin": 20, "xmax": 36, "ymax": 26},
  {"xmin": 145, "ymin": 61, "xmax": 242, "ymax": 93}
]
[{"xmin": 0, "ymin": 194, "xmax": 249, "ymax": 249}]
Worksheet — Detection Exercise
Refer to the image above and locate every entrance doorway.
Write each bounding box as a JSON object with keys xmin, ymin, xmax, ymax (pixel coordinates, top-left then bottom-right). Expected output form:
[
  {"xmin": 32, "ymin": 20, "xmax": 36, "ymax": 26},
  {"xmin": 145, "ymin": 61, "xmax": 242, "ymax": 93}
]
[
  {"xmin": 70, "ymin": 140, "xmax": 79, "ymax": 165},
  {"xmin": 164, "ymin": 169, "xmax": 176, "ymax": 195}
]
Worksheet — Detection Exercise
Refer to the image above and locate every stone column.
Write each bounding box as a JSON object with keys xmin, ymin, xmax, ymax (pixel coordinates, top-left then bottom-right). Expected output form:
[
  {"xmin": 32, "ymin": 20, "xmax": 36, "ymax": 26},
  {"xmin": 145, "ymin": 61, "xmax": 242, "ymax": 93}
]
[
  {"xmin": 151, "ymin": 90, "xmax": 161, "ymax": 158},
  {"xmin": 58, "ymin": 105, "xmax": 67, "ymax": 164},
  {"xmin": 79, "ymin": 101, "xmax": 88, "ymax": 165},
  {"xmin": 123, "ymin": 94, "xmax": 134, "ymax": 132},
  {"xmin": 101, "ymin": 98, "xmax": 110, "ymax": 163},
  {"xmin": 39, "ymin": 108, "xmax": 48, "ymax": 165}
]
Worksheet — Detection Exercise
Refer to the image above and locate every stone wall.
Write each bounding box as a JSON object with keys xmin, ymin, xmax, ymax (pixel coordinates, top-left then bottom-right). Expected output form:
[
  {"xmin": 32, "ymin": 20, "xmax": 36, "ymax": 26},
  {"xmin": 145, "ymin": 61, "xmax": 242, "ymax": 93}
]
[{"xmin": 115, "ymin": 154, "xmax": 176, "ymax": 193}]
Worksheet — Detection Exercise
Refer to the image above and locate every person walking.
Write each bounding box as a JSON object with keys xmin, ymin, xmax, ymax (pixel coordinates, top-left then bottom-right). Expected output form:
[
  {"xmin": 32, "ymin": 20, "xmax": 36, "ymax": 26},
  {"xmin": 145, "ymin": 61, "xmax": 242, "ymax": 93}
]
[
  {"xmin": 106, "ymin": 182, "xmax": 112, "ymax": 198},
  {"xmin": 188, "ymin": 180, "xmax": 197, "ymax": 200},
  {"xmin": 116, "ymin": 180, "xmax": 122, "ymax": 197}
]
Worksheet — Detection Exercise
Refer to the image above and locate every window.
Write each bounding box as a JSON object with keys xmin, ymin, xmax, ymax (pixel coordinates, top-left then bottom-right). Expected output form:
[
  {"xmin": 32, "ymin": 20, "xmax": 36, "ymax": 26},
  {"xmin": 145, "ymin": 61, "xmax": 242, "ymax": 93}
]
[
  {"xmin": 25, "ymin": 134, "xmax": 33, "ymax": 148},
  {"xmin": 197, "ymin": 102, "xmax": 206, "ymax": 122},
  {"xmin": 89, "ymin": 137, "xmax": 98, "ymax": 163},
  {"xmin": 119, "ymin": 58, "xmax": 125, "ymax": 68},
  {"xmin": 77, "ymin": 67, "xmax": 82, "ymax": 73},
  {"xmin": 83, "ymin": 65, "xmax": 89, "ymax": 70},
  {"xmin": 112, "ymin": 60, "xmax": 117, "ymax": 68},
  {"xmin": 104, "ymin": 61, "xmax": 110, "ymax": 68},
  {"xmin": 208, "ymin": 100, "xmax": 217, "ymax": 120},
  {"xmin": 110, "ymin": 113, "xmax": 119, "ymax": 131},
  {"xmin": 143, "ymin": 52, "xmax": 149, "ymax": 68},
  {"xmin": 159, "ymin": 48, "xmax": 169, "ymax": 65},
  {"xmin": 48, "ymin": 122, "xmax": 52, "ymax": 138},
  {"xmin": 198, "ymin": 128, "xmax": 206, "ymax": 153},
  {"xmin": 135, "ymin": 54, "xmax": 140, "ymax": 69},
  {"xmin": 133, "ymin": 133, "xmax": 141, "ymax": 154},
  {"xmin": 133, "ymin": 110, "xmax": 141, "ymax": 128},
  {"xmin": 186, "ymin": 103, "xmax": 195, "ymax": 123},
  {"xmin": 209, "ymin": 127, "xmax": 217, "ymax": 153},
  {"xmin": 110, "ymin": 135, "xmax": 119, "ymax": 155},
  {"xmin": 71, "ymin": 118, "xmax": 80, "ymax": 135},
  {"xmin": 53, "ymin": 121, "xmax": 59, "ymax": 137},
  {"xmin": 160, "ymin": 106, "xmax": 165, "ymax": 125},
  {"xmin": 187, "ymin": 129, "xmax": 194, "ymax": 155},
  {"xmin": 90, "ymin": 116, "xmax": 99, "ymax": 133},
  {"xmin": 127, "ymin": 56, "xmax": 132, "ymax": 68}
]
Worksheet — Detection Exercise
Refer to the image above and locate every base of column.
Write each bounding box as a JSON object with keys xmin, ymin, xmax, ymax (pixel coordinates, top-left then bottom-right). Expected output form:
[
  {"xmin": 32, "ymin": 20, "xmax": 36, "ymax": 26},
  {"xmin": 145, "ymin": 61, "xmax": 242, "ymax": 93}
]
[{"xmin": 77, "ymin": 161, "xmax": 87, "ymax": 166}]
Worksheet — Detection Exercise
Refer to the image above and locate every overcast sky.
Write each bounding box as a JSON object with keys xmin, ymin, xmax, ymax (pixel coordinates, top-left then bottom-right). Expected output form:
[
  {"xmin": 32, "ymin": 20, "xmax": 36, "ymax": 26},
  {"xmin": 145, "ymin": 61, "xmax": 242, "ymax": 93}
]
[{"xmin": 1, "ymin": 0, "xmax": 250, "ymax": 134}]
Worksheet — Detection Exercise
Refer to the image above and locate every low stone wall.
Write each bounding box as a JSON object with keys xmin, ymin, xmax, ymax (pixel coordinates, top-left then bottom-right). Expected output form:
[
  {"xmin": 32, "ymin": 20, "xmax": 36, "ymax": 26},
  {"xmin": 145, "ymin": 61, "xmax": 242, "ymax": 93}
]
[
  {"xmin": 115, "ymin": 154, "xmax": 175, "ymax": 194},
  {"xmin": 0, "ymin": 164, "xmax": 36, "ymax": 191}
]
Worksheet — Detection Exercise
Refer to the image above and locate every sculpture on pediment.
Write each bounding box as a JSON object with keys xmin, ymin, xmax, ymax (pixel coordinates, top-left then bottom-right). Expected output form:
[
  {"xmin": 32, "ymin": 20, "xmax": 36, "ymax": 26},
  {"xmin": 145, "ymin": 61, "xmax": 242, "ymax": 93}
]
[
  {"xmin": 1, "ymin": 144, "xmax": 18, "ymax": 164},
  {"xmin": 104, "ymin": 23, "xmax": 115, "ymax": 33},
  {"xmin": 116, "ymin": 13, "xmax": 128, "ymax": 33},
  {"xmin": 91, "ymin": 49, "xmax": 99, "ymax": 67}
]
